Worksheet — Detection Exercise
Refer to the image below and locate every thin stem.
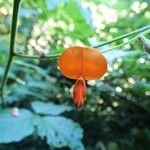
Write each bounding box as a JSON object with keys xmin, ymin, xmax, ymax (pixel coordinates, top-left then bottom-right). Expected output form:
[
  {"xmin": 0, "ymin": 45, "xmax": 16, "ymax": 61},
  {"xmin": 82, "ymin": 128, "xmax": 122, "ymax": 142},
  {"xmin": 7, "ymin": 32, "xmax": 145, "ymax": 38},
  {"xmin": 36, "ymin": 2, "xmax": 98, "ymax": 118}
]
[
  {"xmin": 14, "ymin": 53, "xmax": 61, "ymax": 59},
  {"xmin": 0, "ymin": 0, "xmax": 21, "ymax": 105},
  {"xmin": 13, "ymin": 26, "xmax": 150, "ymax": 60},
  {"xmin": 93, "ymin": 25, "xmax": 150, "ymax": 48},
  {"xmin": 103, "ymin": 29, "xmax": 150, "ymax": 53}
]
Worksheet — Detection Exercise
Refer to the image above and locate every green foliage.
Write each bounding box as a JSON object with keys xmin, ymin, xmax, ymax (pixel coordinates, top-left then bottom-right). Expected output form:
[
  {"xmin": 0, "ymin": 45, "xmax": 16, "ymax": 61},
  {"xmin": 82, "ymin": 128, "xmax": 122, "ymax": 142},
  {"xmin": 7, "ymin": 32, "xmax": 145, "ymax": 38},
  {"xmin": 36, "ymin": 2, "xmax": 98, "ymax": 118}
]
[
  {"xmin": 31, "ymin": 101, "xmax": 72, "ymax": 115},
  {"xmin": 0, "ymin": 0, "xmax": 150, "ymax": 150},
  {"xmin": 0, "ymin": 109, "xmax": 35, "ymax": 143},
  {"xmin": 0, "ymin": 102, "xmax": 84, "ymax": 150}
]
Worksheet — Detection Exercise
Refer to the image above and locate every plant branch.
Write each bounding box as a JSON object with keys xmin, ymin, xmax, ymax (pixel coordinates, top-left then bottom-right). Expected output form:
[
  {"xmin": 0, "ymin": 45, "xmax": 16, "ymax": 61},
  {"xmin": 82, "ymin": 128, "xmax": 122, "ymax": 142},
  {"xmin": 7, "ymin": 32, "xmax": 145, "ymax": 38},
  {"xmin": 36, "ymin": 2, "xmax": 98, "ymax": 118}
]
[
  {"xmin": 102, "ymin": 29, "xmax": 150, "ymax": 53},
  {"xmin": 14, "ymin": 53, "xmax": 61, "ymax": 59},
  {"xmin": 93, "ymin": 25, "xmax": 150, "ymax": 48},
  {"xmin": 13, "ymin": 26, "xmax": 150, "ymax": 59},
  {"xmin": 0, "ymin": 0, "xmax": 21, "ymax": 105}
]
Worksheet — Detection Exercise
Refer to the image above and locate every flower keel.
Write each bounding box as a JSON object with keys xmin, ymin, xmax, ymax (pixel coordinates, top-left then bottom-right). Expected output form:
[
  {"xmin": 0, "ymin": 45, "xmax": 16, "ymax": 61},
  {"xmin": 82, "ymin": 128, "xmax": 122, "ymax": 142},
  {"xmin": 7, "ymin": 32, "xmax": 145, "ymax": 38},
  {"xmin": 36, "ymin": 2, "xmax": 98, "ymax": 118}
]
[{"xmin": 73, "ymin": 76, "xmax": 86, "ymax": 108}]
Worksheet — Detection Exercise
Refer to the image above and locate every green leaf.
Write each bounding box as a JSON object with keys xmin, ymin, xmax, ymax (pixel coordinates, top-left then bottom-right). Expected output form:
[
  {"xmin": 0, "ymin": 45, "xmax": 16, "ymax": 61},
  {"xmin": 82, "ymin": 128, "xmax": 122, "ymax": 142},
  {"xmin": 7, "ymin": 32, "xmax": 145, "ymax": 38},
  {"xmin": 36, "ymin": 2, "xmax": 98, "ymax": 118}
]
[
  {"xmin": 0, "ymin": 109, "xmax": 35, "ymax": 143},
  {"xmin": 31, "ymin": 101, "xmax": 72, "ymax": 115},
  {"xmin": 0, "ymin": 108, "xmax": 84, "ymax": 149},
  {"xmin": 14, "ymin": 60, "xmax": 49, "ymax": 78},
  {"xmin": 36, "ymin": 116, "xmax": 84, "ymax": 150}
]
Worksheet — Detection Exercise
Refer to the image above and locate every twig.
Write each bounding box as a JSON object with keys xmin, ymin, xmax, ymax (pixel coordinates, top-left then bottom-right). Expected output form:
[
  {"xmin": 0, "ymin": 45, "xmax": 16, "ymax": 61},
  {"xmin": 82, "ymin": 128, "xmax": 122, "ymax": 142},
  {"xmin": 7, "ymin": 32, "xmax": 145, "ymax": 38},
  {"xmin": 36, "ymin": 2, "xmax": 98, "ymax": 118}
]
[
  {"xmin": 13, "ymin": 26, "xmax": 150, "ymax": 59},
  {"xmin": 14, "ymin": 53, "xmax": 61, "ymax": 59},
  {"xmin": 93, "ymin": 25, "xmax": 150, "ymax": 48},
  {"xmin": 102, "ymin": 29, "xmax": 150, "ymax": 53},
  {"xmin": 0, "ymin": 0, "xmax": 21, "ymax": 105}
]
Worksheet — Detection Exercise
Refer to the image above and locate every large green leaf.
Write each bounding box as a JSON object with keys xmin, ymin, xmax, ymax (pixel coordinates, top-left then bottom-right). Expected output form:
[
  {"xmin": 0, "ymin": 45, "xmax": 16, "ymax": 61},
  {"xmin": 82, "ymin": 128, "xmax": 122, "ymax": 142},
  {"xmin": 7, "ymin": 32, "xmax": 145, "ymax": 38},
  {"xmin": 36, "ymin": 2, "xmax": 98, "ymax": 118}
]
[
  {"xmin": 31, "ymin": 101, "xmax": 72, "ymax": 115},
  {"xmin": 0, "ymin": 109, "xmax": 35, "ymax": 143},
  {"xmin": 36, "ymin": 116, "xmax": 84, "ymax": 150},
  {"xmin": 0, "ymin": 108, "xmax": 84, "ymax": 150}
]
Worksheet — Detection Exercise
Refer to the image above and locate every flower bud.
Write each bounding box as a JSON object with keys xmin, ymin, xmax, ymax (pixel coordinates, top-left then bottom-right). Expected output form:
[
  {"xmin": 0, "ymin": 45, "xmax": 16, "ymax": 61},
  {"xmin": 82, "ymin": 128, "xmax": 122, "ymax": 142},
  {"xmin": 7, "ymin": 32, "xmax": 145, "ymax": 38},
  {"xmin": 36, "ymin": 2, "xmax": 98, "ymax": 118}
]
[{"xmin": 138, "ymin": 35, "xmax": 150, "ymax": 54}]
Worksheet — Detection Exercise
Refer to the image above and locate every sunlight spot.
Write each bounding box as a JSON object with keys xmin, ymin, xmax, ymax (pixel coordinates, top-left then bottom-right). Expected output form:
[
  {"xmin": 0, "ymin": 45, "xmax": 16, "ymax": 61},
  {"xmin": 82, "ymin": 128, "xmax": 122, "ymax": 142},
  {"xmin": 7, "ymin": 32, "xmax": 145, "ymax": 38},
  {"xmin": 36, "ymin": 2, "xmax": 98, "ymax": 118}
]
[
  {"xmin": 106, "ymin": 107, "xmax": 112, "ymax": 112},
  {"xmin": 141, "ymin": 2, "xmax": 148, "ymax": 9},
  {"xmin": 128, "ymin": 77, "xmax": 135, "ymax": 84},
  {"xmin": 121, "ymin": 10, "xmax": 127, "ymax": 17},
  {"xmin": 91, "ymin": 107, "xmax": 96, "ymax": 112},
  {"xmin": 145, "ymin": 11, "xmax": 150, "ymax": 18},
  {"xmin": 29, "ymin": 39, "xmax": 36, "ymax": 47},
  {"xmin": 56, "ymin": 94, "xmax": 62, "ymax": 98},
  {"xmin": 119, "ymin": 69, "xmax": 123, "ymax": 74},
  {"xmin": 37, "ymin": 37, "xmax": 47, "ymax": 46},
  {"xmin": 0, "ymin": 7, "xmax": 8, "ymax": 15},
  {"xmin": 57, "ymin": 40, "xmax": 62, "ymax": 45},
  {"xmin": 141, "ymin": 78, "xmax": 147, "ymax": 83},
  {"xmin": 111, "ymin": 0, "xmax": 117, "ymax": 4},
  {"xmin": 123, "ymin": 38, "xmax": 131, "ymax": 49},
  {"xmin": 129, "ymin": 12, "xmax": 135, "ymax": 18},
  {"xmin": 98, "ymin": 99, "xmax": 103, "ymax": 104},
  {"xmin": 131, "ymin": 1, "xmax": 140, "ymax": 13},
  {"xmin": 116, "ymin": 87, "xmax": 122, "ymax": 93},
  {"xmin": 70, "ymin": 85, "xmax": 73, "ymax": 93},
  {"xmin": 145, "ymin": 91, "xmax": 150, "ymax": 96},
  {"xmin": 110, "ymin": 28, "xmax": 118, "ymax": 33},
  {"xmin": 87, "ymin": 80, "xmax": 96, "ymax": 86},
  {"xmin": 123, "ymin": 83, "xmax": 129, "ymax": 88},
  {"xmin": 113, "ymin": 63, "xmax": 119, "ymax": 70},
  {"xmin": 33, "ymin": 25, "xmax": 41, "ymax": 36},
  {"xmin": 75, "ymin": 39, "xmax": 84, "ymax": 46},
  {"xmin": 113, "ymin": 101, "xmax": 119, "ymax": 107},
  {"xmin": 117, "ymin": 58, "xmax": 123, "ymax": 63},
  {"xmin": 139, "ymin": 58, "xmax": 145, "ymax": 64},
  {"xmin": 98, "ymin": 5, "xmax": 118, "ymax": 23},
  {"xmin": 108, "ymin": 66, "xmax": 113, "ymax": 72},
  {"xmin": 69, "ymin": 23, "xmax": 74, "ymax": 31}
]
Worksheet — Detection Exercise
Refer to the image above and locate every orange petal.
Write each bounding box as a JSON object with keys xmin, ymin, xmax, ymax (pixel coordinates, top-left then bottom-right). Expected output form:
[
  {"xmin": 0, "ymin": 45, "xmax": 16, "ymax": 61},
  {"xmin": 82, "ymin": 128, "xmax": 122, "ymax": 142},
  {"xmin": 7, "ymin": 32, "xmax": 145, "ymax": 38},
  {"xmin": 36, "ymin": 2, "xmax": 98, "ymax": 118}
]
[
  {"xmin": 82, "ymin": 47, "xmax": 107, "ymax": 80},
  {"xmin": 58, "ymin": 46, "xmax": 107, "ymax": 80},
  {"xmin": 58, "ymin": 47, "xmax": 83, "ymax": 79},
  {"xmin": 73, "ymin": 76, "xmax": 86, "ymax": 108}
]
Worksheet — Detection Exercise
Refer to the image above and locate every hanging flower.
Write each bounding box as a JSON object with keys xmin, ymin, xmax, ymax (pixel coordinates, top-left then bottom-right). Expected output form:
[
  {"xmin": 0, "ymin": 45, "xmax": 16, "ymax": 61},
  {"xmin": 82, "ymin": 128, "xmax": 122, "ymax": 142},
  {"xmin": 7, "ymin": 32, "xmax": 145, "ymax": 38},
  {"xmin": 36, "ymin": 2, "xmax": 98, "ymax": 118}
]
[{"xmin": 58, "ymin": 46, "xmax": 107, "ymax": 107}]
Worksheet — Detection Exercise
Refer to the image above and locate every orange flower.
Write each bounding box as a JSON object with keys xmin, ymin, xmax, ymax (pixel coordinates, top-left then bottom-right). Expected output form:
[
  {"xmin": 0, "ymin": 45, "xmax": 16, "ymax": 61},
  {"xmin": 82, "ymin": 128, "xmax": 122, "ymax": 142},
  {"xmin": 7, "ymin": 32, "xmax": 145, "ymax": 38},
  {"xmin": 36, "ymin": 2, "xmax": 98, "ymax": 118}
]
[{"xmin": 58, "ymin": 46, "xmax": 107, "ymax": 107}]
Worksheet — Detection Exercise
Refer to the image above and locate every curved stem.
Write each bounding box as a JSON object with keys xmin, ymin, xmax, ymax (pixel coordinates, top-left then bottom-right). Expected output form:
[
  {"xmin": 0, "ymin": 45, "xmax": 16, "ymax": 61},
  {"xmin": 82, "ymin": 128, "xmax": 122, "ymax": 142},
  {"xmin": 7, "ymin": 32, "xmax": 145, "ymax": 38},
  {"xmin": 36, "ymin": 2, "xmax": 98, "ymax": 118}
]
[
  {"xmin": 13, "ymin": 26, "xmax": 150, "ymax": 60},
  {"xmin": 103, "ymin": 29, "xmax": 150, "ymax": 53},
  {"xmin": 14, "ymin": 53, "xmax": 61, "ymax": 59},
  {"xmin": 93, "ymin": 25, "xmax": 150, "ymax": 48},
  {"xmin": 0, "ymin": 0, "xmax": 21, "ymax": 105}
]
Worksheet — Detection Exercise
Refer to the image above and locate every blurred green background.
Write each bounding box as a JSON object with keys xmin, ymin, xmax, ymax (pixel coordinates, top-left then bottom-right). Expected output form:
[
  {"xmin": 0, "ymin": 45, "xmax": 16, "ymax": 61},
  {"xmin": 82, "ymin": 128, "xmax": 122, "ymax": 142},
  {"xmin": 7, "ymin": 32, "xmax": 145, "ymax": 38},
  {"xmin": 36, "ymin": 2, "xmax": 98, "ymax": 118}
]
[{"xmin": 0, "ymin": 0, "xmax": 150, "ymax": 150}]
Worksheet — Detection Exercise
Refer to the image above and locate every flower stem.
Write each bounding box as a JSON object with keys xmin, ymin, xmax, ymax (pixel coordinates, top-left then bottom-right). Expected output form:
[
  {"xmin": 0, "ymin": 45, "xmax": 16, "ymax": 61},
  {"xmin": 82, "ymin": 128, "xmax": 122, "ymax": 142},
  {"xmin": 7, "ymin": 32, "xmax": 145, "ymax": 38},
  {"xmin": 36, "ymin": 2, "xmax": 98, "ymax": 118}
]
[
  {"xmin": 93, "ymin": 25, "xmax": 150, "ymax": 48},
  {"xmin": 0, "ymin": 0, "xmax": 21, "ymax": 105},
  {"xmin": 14, "ymin": 53, "xmax": 61, "ymax": 59},
  {"xmin": 13, "ymin": 26, "xmax": 150, "ymax": 60},
  {"xmin": 103, "ymin": 29, "xmax": 150, "ymax": 53}
]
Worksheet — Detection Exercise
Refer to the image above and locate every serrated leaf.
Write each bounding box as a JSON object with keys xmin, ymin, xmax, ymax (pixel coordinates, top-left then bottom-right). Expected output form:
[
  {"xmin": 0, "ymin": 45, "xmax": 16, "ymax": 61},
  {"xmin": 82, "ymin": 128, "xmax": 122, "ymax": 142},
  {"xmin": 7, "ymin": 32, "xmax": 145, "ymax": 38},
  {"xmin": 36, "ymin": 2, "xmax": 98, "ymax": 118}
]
[
  {"xmin": 36, "ymin": 116, "xmax": 84, "ymax": 150},
  {"xmin": 0, "ymin": 109, "xmax": 35, "ymax": 143},
  {"xmin": 31, "ymin": 101, "xmax": 72, "ymax": 115}
]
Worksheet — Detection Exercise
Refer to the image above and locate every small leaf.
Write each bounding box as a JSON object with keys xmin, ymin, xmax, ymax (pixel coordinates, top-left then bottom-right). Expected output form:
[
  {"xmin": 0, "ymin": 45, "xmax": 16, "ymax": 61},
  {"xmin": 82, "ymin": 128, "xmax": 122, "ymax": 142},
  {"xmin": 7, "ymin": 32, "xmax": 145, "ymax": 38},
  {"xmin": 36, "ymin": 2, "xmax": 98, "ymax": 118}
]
[
  {"xmin": 31, "ymin": 101, "xmax": 72, "ymax": 115},
  {"xmin": 36, "ymin": 116, "xmax": 84, "ymax": 150},
  {"xmin": 45, "ymin": 0, "xmax": 67, "ymax": 10},
  {"xmin": 0, "ymin": 109, "xmax": 35, "ymax": 143}
]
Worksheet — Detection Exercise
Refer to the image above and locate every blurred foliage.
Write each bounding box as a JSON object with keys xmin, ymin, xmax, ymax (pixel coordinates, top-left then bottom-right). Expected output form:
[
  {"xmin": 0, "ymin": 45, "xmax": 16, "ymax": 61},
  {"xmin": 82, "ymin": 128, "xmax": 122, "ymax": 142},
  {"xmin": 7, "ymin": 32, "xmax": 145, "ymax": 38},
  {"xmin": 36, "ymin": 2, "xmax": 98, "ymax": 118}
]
[{"xmin": 0, "ymin": 0, "xmax": 150, "ymax": 150}]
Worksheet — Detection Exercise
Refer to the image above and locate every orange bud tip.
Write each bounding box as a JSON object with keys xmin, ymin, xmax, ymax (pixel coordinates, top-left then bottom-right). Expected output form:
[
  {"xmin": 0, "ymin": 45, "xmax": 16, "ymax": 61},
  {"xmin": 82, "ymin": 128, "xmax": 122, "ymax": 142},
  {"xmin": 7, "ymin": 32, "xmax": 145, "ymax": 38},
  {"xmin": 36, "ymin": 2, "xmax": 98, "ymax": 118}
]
[{"xmin": 73, "ymin": 76, "xmax": 86, "ymax": 108}]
